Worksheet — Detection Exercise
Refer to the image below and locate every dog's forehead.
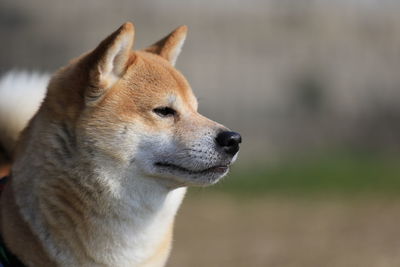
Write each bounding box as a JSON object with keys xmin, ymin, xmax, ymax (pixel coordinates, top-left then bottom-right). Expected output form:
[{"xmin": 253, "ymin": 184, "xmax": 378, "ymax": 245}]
[{"xmin": 123, "ymin": 51, "xmax": 198, "ymax": 109}]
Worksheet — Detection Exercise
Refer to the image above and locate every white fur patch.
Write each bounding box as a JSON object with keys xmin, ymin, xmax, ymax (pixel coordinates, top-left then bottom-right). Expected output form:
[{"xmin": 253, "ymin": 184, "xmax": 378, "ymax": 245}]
[
  {"xmin": 99, "ymin": 33, "xmax": 133, "ymax": 89},
  {"xmin": 0, "ymin": 71, "xmax": 50, "ymax": 153},
  {"xmin": 169, "ymin": 36, "xmax": 186, "ymax": 66}
]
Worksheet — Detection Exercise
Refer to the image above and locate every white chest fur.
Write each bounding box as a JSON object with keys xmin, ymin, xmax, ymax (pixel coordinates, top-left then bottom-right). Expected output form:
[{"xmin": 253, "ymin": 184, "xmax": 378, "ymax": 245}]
[
  {"xmin": 99, "ymin": 184, "xmax": 187, "ymax": 267},
  {"xmin": 12, "ymin": 159, "xmax": 187, "ymax": 266}
]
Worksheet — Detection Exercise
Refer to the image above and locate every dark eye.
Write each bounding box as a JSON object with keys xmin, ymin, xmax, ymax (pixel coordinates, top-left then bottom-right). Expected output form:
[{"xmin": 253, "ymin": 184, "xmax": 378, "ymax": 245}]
[{"xmin": 153, "ymin": 107, "xmax": 176, "ymax": 117}]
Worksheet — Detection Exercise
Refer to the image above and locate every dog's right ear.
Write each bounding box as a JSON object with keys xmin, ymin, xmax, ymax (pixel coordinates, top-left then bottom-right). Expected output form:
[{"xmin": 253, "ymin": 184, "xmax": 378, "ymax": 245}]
[
  {"xmin": 144, "ymin": 26, "xmax": 187, "ymax": 66},
  {"xmin": 85, "ymin": 22, "xmax": 134, "ymax": 104}
]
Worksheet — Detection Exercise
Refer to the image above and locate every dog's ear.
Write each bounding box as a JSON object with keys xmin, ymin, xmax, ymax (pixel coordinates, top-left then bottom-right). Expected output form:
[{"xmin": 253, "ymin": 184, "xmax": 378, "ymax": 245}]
[
  {"xmin": 86, "ymin": 22, "xmax": 134, "ymax": 104},
  {"xmin": 145, "ymin": 26, "xmax": 188, "ymax": 66}
]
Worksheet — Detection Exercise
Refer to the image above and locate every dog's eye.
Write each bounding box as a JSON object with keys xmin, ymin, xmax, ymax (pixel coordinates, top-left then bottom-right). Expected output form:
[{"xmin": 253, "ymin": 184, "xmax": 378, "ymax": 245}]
[{"xmin": 153, "ymin": 107, "xmax": 176, "ymax": 117}]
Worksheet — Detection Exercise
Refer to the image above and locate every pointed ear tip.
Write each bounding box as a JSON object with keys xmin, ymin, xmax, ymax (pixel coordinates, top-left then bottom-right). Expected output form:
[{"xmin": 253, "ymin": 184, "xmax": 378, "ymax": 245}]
[
  {"xmin": 120, "ymin": 22, "xmax": 135, "ymax": 34},
  {"xmin": 177, "ymin": 25, "xmax": 188, "ymax": 34}
]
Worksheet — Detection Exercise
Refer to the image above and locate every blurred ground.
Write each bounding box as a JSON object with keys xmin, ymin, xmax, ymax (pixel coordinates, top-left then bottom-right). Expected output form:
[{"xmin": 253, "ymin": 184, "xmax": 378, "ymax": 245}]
[
  {"xmin": 169, "ymin": 194, "xmax": 400, "ymax": 267},
  {"xmin": 167, "ymin": 151, "xmax": 400, "ymax": 266}
]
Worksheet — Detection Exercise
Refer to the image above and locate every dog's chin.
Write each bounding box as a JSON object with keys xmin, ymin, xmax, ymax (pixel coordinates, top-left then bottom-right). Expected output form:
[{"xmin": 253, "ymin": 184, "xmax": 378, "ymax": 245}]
[{"xmin": 152, "ymin": 162, "xmax": 230, "ymax": 187}]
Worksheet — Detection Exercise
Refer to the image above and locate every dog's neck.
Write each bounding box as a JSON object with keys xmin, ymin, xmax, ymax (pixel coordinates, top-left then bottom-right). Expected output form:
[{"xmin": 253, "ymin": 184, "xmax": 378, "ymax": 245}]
[{"xmin": 7, "ymin": 119, "xmax": 186, "ymax": 266}]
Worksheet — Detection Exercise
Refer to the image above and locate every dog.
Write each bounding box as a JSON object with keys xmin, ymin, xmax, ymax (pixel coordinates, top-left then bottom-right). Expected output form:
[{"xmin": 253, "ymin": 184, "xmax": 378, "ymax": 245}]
[{"xmin": 0, "ymin": 22, "xmax": 241, "ymax": 266}]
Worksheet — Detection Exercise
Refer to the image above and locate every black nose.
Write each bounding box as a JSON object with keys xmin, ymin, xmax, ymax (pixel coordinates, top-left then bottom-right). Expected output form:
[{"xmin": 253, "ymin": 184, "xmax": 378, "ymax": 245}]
[{"xmin": 215, "ymin": 131, "xmax": 242, "ymax": 156}]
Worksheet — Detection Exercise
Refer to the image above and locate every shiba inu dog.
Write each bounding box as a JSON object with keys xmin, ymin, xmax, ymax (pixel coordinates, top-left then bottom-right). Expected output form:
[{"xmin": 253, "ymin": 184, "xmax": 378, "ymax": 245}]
[{"xmin": 0, "ymin": 22, "xmax": 241, "ymax": 266}]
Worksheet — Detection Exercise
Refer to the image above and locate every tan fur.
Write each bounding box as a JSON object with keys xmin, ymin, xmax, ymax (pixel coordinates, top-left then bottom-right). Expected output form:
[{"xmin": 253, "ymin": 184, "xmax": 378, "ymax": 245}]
[{"xmin": 0, "ymin": 22, "xmax": 239, "ymax": 266}]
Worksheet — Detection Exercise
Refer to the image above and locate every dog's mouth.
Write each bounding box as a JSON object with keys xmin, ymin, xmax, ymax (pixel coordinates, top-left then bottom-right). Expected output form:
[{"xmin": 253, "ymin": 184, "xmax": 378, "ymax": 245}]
[{"xmin": 155, "ymin": 162, "xmax": 229, "ymax": 175}]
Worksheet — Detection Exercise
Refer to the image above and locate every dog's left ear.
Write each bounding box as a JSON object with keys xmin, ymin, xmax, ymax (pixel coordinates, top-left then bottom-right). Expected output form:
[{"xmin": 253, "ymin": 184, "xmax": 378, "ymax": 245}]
[{"xmin": 145, "ymin": 26, "xmax": 188, "ymax": 66}]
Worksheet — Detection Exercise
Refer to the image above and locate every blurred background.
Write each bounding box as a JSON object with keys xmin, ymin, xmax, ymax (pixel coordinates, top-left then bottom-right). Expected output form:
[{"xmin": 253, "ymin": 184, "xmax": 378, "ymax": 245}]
[{"xmin": 1, "ymin": 0, "xmax": 400, "ymax": 266}]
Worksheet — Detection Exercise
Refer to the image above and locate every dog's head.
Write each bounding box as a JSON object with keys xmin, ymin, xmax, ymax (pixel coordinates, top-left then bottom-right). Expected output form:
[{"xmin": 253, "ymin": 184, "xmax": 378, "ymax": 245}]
[{"xmin": 45, "ymin": 22, "xmax": 241, "ymax": 187}]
